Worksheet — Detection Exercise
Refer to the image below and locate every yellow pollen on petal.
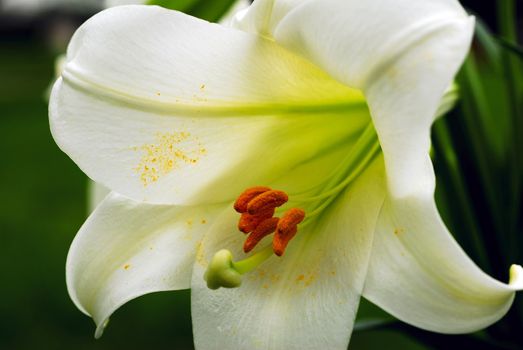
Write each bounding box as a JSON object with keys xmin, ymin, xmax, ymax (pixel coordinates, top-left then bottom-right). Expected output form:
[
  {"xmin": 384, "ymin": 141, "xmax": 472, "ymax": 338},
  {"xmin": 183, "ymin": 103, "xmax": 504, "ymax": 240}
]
[
  {"xmin": 294, "ymin": 271, "xmax": 318, "ymax": 287},
  {"xmin": 196, "ymin": 241, "xmax": 207, "ymax": 268},
  {"xmin": 394, "ymin": 227, "xmax": 405, "ymax": 236},
  {"xmin": 134, "ymin": 131, "xmax": 205, "ymax": 187}
]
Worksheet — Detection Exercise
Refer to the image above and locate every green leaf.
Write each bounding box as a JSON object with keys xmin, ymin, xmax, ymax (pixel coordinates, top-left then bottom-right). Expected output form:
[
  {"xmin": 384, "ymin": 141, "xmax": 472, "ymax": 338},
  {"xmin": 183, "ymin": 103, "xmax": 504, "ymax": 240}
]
[
  {"xmin": 147, "ymin": 0, "xmax": 199, "ymax": 12},
  {"xmin": 353, "ymin": 319, "xmax": 397, "ymax": 332},
  {"xmin": 497, "ymin": 37, "xmax": 523, "ymax": 60},
  {"xmin": 353, "ymin": 298, "xmax": 396, "ymax": 332},
  {"xmin": 187, "ymin": 0, "xmax": 238, "ymax": 22},
  {"xmin": 382, "ymin": 324, "xmax": 515, "ymax": 350}
]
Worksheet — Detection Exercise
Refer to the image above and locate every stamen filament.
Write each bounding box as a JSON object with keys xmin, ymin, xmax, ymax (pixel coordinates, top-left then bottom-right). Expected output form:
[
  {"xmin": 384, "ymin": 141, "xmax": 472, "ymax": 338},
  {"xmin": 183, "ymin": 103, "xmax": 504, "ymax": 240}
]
[
  {"xmin": 291, "ymin": 123, "xmax": 381, "ymax": 228},
  {"xmin": 233, "ymin": 245, "xmax": 274, "ymax": 274},
  {"xmin": 292, "ymin": 122, "xmax": 379, "ymax": 203},
  {"xmin": 302, "ymin": 141, "xmax": 380, "ymax": 224}
]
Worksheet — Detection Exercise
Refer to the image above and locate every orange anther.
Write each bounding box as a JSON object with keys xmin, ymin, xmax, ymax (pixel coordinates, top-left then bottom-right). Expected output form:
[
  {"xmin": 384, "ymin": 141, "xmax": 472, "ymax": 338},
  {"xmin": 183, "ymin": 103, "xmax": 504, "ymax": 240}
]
[
  {"xmin": 243, "ymin": 217, "xmax": 279, "ymax": 253},
  {"xmin": 238, "ymin": 208, "xmax": 275, "ymax": 233},
  {"xmin": 275, "ymin": 208, "xmax": 305, "ymax": 233},
  {"xmin": 234, "ymin": 186, "xmax": 271, "ymax": 213},
  {"xmin": 247, "ymin": 190, "xmax": 288, "ymax": 215},
  {"xmin": 272, "ymin": 208, "xmax": 305, "ymax": 256},
  {"xmin": 273, "ymin": 227, "xmax": 298, "ymax": 257}
]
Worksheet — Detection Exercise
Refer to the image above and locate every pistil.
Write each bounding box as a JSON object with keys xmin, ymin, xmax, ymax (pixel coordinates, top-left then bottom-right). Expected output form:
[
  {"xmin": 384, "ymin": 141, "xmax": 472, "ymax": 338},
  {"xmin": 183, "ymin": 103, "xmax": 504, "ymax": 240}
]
[{"xmin": 204, "ymin": 246, "xmax": 274, "ymax": 289}]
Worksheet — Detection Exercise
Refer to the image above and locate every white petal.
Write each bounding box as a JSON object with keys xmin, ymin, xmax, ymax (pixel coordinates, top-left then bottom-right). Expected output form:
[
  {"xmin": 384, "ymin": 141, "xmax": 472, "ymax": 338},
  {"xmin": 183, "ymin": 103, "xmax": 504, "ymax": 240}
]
[
  {"xmin": 191, "ymin": 157, "xmax": 386, "ymax": 350},
  {"xmin": 50, "ymin": 5, "xmax": 369, "ymax": 205},
  {"xmin": 238, "ymin": 0, "xmax": 474, "ymax": 198},
  {"xmin": 362, "ymin": 194, "xmax": 522, "ymax": 333},
  {"xmin": 66, "ymin": 192, "xmax": 223, "ymax": 337}
]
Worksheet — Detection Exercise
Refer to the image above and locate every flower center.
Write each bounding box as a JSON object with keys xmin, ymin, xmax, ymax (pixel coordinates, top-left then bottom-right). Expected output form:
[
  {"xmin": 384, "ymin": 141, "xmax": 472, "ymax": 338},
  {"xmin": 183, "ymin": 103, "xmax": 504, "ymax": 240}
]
[
  {"xmin": 204, "ymin": 122, "xmax": 380, "ymax": 290},
  {"xmin": 234, "ymin": 187, "xmax": 306, "ymax": 256}
]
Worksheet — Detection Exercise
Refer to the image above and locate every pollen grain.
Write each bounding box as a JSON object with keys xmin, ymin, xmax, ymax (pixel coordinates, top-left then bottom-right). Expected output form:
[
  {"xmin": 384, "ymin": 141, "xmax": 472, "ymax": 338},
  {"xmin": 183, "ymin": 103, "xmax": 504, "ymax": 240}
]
[{"xmin": 134, "ymin": 131, "xmax": 204, "ymax": 187}]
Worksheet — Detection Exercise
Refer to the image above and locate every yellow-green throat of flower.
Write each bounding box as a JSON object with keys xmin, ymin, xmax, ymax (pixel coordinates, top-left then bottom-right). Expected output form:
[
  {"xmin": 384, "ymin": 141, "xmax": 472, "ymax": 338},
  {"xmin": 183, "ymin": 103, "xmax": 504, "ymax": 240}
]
[{"xmin": 204, "ymin": 123, "xmax": 381, "ymax": 290}]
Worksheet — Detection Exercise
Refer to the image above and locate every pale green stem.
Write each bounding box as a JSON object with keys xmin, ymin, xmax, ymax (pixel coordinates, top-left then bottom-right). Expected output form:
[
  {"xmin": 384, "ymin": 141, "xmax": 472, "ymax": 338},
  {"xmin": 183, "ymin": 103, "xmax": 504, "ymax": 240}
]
[
  {"xmin": 297, "ymin": 124, "xmax": 380, "ymax": 228},
  {"xmin": 233, "ymin": 245, "xmax": 274, "ymax": 274},
  {"xmin": 304, "ymin": 142, "xmax": 380, "ymax": 222},
  {"xmin": 292, "ymin": 122, "xmax": 379, "ymax": 204}
]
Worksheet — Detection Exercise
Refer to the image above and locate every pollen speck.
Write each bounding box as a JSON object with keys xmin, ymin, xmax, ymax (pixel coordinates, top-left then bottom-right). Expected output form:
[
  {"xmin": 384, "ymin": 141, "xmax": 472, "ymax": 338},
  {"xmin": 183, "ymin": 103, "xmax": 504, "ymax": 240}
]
[
  {"xmin": 196, "ymin": 242, "xmax": 207, "ymax": 267},
  {"xmin": 200, "ymin": 84, "xmax": 205, "ymax": 90},
  {"xmin": 201, "ymin": 219, "xmax": 207, "ymax": 224},
  {"xmin": 305, "ymin": 273, "xmax": 316, "ymax": 287},
  {"xmin": 134, "ymin": 131, "xmax": 205, "ymax": 187},
  {"xmin": 123, "ymin": 264, "xmax": 130, "ymax": 270},
  {"xmin": 394, "ymin": 227, "xmax": 405, "ymax": 235}
]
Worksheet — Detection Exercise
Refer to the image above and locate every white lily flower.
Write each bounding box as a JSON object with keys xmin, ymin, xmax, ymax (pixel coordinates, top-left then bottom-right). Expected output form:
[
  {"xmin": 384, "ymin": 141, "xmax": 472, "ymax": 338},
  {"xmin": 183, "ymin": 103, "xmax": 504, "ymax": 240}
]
[{"xmin": 49, "ymin": 0, "xmax": 522, "ymax": 348}]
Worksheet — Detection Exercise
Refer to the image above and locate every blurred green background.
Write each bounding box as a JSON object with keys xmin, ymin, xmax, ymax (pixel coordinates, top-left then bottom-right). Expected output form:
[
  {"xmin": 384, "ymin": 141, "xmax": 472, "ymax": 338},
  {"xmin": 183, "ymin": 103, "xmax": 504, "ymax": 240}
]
[{"xmin": 0, "ymin": 0, "xmax": 521, "ymax": 349}]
